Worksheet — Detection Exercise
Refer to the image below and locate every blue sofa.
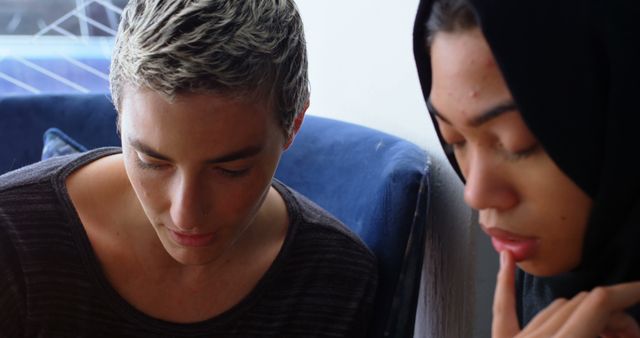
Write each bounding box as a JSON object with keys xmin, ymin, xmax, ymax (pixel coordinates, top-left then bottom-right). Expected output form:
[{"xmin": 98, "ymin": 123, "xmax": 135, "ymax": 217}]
[{"xmin": 0, "ymin": 93, "xmax": 430, "ymax": 338}]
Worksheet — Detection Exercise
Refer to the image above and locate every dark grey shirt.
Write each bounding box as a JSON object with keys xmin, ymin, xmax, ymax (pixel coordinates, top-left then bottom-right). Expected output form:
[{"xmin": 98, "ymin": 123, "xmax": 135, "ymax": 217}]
[{"xmin": 0, "ymin": 148, "xmax": 377, "ymax": 338}]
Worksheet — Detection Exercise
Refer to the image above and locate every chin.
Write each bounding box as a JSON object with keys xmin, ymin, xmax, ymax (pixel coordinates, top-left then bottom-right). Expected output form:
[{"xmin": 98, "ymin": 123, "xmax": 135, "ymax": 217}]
[
  {"xmin": 160, "ymin": 239, "xmax": 224, "ymax": 266},
  {"xmin": 168, "ymin": 250, "xmax": 220, "ymax": 266},
  {"xmin": 516, "ymin": 259, "xmax": 576, "ymax": 277}
]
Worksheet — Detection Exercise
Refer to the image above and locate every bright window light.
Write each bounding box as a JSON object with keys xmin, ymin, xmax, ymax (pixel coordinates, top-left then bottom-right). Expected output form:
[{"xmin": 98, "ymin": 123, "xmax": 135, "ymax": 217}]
[{"xmin": 0, "ymin": 0, "xmax": 128, "ymax": 95}]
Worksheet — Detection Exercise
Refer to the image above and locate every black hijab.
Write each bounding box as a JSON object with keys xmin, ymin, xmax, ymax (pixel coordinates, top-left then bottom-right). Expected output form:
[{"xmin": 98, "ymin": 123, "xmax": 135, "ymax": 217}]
[{"xmin": 414, "ymin": 0, "xmax": 640, "ymax": 325}]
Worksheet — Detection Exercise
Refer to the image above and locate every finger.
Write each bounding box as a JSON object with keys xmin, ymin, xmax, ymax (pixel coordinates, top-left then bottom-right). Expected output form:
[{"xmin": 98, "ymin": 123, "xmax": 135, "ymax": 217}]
[
  {"xmin": 492, "ymin": 250, "xmax": 520, "ymax": 338},
  {"xmin": 599, "ymin": 333, "xmax": 621, "ymax": 338},
  {"xmin": 519, "ymin": 297, "xmax": 569, "ymax": 334},
  {"xmin": 601, "ymin": 311, "xmax": 640, "ymax": 338},
  {"xmin": 522, "ymin": 292, "xmax": 589, "ymax": 335},
  {"xmin": 558, "ymin": 282, "xmax": 640, "ymax": 337}
]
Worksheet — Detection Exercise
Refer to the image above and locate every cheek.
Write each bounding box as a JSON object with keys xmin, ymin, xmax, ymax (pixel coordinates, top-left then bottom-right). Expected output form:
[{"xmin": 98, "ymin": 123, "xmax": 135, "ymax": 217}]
[
  {"xmin": 123, "ymin": 154, "xmax": 167, "ymax": 210},
  {"xmin": 132, "ymin": 175, "xmax": 161, "ymax": 203},
  {"xmin": 524, "ymin": 159, "xmax": 592, "ymax": 237},
  {"xmin": 453, "ymin": 148, "xmax": 470, "ymax": 177},
  {"xmin": 216, "ymin": 165, "xmax": 274, "ymax": 211},
  {"xmin": 198, "ymin": 154, "xmax": 280, "ymax": 221},
  {"xmin": 541, "ymin": 185, "xmax": 591, "ymax": 244},
  {"xmin": 520, "ymin": 160, "xmax": 592, "ymax": 272}
]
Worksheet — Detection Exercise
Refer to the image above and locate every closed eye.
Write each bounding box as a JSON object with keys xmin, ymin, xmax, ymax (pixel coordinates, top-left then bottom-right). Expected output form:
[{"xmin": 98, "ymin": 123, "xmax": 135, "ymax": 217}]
[
  {"xmin": 443, "ymin": 140, "xmax": 466, "ymax": 157},
  {"xmin": 135, "ymin": 152, "xmax": 170, "ymax": 170},
  {"xmin": 215, "ymin": 166, "xmax": 251, "ymax": 178},
  {"xmin": 503, "ymin": 143, "xmax": 540, "ymax": 161}
]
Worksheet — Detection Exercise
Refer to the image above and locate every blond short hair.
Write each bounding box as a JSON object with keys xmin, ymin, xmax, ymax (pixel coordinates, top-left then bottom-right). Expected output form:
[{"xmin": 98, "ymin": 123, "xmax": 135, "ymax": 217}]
[{"xmin": 110, "ymin": 0, "xmax": 309, "ymax": 133}]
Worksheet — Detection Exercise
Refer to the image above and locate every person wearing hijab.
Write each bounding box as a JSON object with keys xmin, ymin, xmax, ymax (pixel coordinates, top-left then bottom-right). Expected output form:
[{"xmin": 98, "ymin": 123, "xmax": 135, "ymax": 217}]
[{"xmin": 413, "ymin": 0, "xmax": 640, "ymax": 336}]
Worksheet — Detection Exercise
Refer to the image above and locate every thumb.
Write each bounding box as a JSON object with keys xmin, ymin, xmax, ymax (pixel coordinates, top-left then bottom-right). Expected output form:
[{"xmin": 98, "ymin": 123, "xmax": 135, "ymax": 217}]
[
  {"xmin": 601, "ymin": 311, "xmax": 640, "ymax": 338},
  {"xmin": 492, "ymin": 250, "xmax": 520, "ymax": 338}
]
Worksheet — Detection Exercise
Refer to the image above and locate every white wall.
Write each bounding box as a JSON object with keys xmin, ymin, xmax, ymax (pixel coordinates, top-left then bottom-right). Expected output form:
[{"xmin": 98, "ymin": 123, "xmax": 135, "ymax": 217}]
[
  {"xmin": 297, "ymin": 0, "xmax": 429, "ymax": 148},
  {"xmin": 296, "ymin": 1, "xmax": 497, "ymax": 337}
]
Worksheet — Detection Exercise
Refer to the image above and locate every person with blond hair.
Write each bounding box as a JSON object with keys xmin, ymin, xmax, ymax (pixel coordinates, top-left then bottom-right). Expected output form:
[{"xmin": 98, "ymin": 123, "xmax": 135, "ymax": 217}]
[{"xmin": 0, "ymin": 1, "xmax": 377, "ymax": 337}]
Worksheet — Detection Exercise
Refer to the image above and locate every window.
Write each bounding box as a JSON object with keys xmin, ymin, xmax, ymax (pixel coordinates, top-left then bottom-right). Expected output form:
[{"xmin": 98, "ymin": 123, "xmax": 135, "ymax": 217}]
[{"xmin": 0, "ymin": 0, "xmax": 128, "ymax": 95}]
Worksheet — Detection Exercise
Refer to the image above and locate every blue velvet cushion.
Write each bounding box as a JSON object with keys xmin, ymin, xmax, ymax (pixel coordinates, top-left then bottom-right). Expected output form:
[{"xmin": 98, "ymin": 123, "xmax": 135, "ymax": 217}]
[
  {"xmin": 0, "ymin": 94, "xmax": 120, "ymax": 175},
  {"xmin": 275, "ymin": 117, "xmax": 429, "ymax": 337},
  {"xmin": 41, "ymin": 128, "xmax": 87, "ymax": 160}
]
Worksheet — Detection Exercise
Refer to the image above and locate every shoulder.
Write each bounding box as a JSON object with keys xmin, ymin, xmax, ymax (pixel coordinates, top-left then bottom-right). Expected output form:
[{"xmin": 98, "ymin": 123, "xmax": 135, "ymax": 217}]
[
  {"xmin": 274, "ymin": 180, "xmax": 377, "ymax": 272},
  {"xmin": 0, "ymin": 147, "xmax": 121, "ymax": 194},
  {"xmin": 260, "ymin": 181, "xmax": 377, "ymax": 336},
  {"xmin": 0, "ymin": 212, "xmax": 27, "ymax": 336},
  {"xmin": 0, "ymin": 147, "xmax": 123, "ymax": 245},
  {"xmin": 0, "ymin": 154, "xmax": 78, "ymax": 192}
]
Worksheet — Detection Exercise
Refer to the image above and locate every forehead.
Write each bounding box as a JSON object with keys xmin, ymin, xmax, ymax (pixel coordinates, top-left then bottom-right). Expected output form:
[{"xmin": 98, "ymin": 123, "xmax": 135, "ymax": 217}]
[
  {"xmin": 119, "ymin": 88, "xmax": 280, "ymax": 149},
  {"xmin": 429, "ymin": 28, "xmax": 513, "ymax": 125},
  {"xmin": 120, "ymin": 88, "xmax": 274, "ymax": 121}
]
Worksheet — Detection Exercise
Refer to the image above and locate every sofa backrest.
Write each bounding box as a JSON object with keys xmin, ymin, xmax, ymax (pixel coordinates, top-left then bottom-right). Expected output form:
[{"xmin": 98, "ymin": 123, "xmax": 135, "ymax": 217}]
[{"xmin": 0, "ymin": 94, "xmax": 120, "ymax": 174}]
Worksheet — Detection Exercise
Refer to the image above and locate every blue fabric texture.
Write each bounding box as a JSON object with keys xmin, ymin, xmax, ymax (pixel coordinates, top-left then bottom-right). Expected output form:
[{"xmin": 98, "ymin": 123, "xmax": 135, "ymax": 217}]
[
  {"xmin": 275, "ymin": 117, "xmax": 429, "ymax": 337},
  {"xmin": 41, "ymin": 128, "xmax": 87, "ymax": 160},
  {"xmin": 0, "ymin": 94, "xmax": 430, "ymax": 338},
  {"xmin": 0, "ymin": 94, "xmax": 120, "ymax": 174}
]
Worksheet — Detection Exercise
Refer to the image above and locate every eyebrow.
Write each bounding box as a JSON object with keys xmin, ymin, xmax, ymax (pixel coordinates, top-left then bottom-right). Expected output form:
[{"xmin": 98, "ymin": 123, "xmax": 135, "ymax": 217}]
[
  {"xmin": 427, "ymin": 100, "xmax": 519, "ymax": 127},
  {"xmin": 128, "ymin": 138, "xmax": 263, "ymax": 164}
]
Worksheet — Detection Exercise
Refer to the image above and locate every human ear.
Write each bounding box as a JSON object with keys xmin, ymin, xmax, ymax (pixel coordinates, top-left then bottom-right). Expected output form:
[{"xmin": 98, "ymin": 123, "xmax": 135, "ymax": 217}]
[{"xmin": 283, "ymin": 100, "xmax": 309, "ymax": 150}]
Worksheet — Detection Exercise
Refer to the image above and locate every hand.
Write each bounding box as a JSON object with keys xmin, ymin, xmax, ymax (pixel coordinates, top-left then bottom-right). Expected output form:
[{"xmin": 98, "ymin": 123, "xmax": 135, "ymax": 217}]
[{"xmin": 492, "ymin": 250, "xmax": 640, "ymax": 338}]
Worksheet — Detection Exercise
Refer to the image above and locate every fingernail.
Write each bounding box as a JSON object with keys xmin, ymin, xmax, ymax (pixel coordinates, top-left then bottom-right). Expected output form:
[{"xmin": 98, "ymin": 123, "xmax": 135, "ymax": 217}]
[{"xmin": 500, "ymin": 251, "xmax": 506, "ymax": 268}]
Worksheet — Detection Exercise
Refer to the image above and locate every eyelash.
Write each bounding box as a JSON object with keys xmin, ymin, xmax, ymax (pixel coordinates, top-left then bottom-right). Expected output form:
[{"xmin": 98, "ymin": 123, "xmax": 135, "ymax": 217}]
[
  {"xmin": 503, "ymin": 144, "xmax": 539, "ymax": 161},
  {"xmin": 135, "ymin": 155, "xmax": 168, "ymax": 170},
  {"xmin": 135, "ymin": 154, "xmax": 250, "ymax": 177},
  {"xmin": 443, "ymin": 140, "xmax": 539, "ymax": 161},
  {"xmin": 443, "ymin": 141, "xmax": 465, "ymax": 157},
  {"xmin": 217, "ymin": 168, "xmax": 250, "ymax": 178}
]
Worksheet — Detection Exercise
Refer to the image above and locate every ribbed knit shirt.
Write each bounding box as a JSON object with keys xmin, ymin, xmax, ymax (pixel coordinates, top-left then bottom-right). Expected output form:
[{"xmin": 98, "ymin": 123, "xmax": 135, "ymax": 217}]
[{"xmin": 0, "ymin": 148, "xmax": 377, "ymax": 338}]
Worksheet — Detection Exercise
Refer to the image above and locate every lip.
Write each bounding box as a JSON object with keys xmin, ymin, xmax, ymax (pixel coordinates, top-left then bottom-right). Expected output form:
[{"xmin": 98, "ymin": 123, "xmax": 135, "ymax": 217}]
[
  {"xmin": 480, "ymin": 224, "xmax": 539, "ymax": 262},
  {"xmin": 166, "ymin": 228, "xmax": 216, "ymax": 247}
]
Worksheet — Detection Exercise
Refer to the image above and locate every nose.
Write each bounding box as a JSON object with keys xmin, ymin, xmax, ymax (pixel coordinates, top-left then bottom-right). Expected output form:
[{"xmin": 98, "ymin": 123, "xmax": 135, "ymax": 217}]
[
  {"xmin": 169, "ymin": 172, "xmax": 206, "ymax": 231},
  {"xmin": 462, "ymin": 150, "xmax": 518, "ymax": 211}
]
